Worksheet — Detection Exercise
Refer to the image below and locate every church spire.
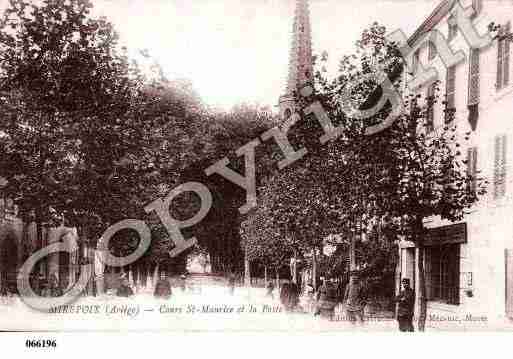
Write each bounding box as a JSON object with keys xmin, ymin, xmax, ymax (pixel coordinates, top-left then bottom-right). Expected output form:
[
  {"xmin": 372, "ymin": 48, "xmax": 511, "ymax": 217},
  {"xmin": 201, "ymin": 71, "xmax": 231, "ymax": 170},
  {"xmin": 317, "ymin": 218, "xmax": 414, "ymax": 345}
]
[{"xmin": 279, "ymin": 0, "xmax": 314, "ymax": 121}]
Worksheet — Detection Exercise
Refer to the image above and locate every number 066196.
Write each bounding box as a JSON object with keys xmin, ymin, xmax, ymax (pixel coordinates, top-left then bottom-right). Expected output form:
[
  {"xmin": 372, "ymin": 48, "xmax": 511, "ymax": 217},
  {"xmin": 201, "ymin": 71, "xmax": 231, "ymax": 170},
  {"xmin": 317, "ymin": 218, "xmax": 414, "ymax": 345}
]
[{"xmin": 25, "ymin": 339, "xmax": 57, "ymax": 348}]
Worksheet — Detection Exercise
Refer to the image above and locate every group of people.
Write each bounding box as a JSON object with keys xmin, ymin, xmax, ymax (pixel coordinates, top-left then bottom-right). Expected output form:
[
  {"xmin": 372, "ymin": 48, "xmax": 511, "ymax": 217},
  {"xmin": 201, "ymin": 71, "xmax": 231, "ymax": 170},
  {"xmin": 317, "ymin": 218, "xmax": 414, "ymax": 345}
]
[
  {"xmin": 315, "ymin": 274, "xmax": 367, "ymax": 324},
  {"xmin": 266, "ymin": 273, "xmax": 416, "ymax": 332}
]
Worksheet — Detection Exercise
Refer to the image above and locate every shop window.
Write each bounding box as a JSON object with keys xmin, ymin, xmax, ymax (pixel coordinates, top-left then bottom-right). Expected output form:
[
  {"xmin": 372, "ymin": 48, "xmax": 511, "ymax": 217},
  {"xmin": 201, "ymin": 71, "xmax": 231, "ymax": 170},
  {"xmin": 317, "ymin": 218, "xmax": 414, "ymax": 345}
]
[{"xmin": 426, "ymin": 244, "xmax": 460, "ymax": 305}]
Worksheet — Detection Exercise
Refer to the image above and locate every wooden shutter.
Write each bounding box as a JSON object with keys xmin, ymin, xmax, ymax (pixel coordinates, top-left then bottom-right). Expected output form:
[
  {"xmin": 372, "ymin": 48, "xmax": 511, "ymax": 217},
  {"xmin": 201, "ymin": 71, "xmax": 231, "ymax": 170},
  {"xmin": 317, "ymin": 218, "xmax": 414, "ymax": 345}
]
[
  {"xmin": 472, "ymin": 0, "xmax": 482, "ymax": 15},
  {"xmin": 412, "ymin": 49, "xmax": 420, "ymax": 74},
  {"xmin": 494, "ymin": 134, "xmax": 507, "ymax": 199},
  {"xmin": 468, "ymin": 48, "xmax": 480, "ymax": 105},
  {"xmin": 448, "ymin": 16, "xmax": 457, "ymax": 42},
  {"xmin": 445, "ymin": 66, "xmax": 456, "ymax": 123},
  {"xmin": 428, "ymin": 41, "xmax": 437, "ymax": 61},
  {"xmin": 504, "ymin": 22, "xmax": 511, "ymax": 87},
  {"xmin": 498, "ymin": 27, "xmax": 505, "ymax": 89},
  {"xmin": 506, "ymin": 249, "xmax": 513, "ymax": 318},
  {"xmin": 467, "ymin": 147, "xmax": 478, "ymax": 194}
]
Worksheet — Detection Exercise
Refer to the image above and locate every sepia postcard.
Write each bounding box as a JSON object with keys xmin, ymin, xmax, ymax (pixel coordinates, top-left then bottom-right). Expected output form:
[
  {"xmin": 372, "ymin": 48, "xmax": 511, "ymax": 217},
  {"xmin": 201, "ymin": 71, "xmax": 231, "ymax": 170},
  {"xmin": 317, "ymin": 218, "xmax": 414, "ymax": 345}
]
[{"xmin": 1, "ymin": 0, "xmax": 513, "ymax": 338}]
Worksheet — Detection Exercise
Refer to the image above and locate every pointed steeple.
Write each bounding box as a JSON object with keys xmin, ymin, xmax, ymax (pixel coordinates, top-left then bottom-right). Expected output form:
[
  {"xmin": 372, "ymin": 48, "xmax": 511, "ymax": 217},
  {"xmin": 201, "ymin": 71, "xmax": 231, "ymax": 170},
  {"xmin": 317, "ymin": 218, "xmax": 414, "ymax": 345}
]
[{"xmin": 279, "ymin": 0, "xmax": 314, "ymax": 121}]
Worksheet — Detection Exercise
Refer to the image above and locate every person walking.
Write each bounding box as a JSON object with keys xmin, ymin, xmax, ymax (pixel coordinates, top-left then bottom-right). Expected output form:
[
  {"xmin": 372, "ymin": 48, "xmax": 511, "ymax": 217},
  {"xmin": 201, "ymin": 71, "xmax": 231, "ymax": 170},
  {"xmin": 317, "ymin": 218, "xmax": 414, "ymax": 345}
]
[
  {"xmin": 179, "ymin": 274, "xmax": 187, "ymax": 292},
  {"xmin": 280, "ymin": 281, "xmax": 291, "ymax": 310},
  {"xmin": 154, "ymin": 279, "xmax": 172, "ymax": 299},
  {"xmin": 228, "ymin": 273, "xmax": 236, "ymax": 295},
  {"xmin": 343, "ymin": 273, "xmax": 366, "ymax": 325},
  {"xmin": 315, "ymin": 278, "xmax": 338, "ymax": 319},
  {"xmin": 265, "ymin": 281, "xmax": 275, "ymax": 299},
  {"xmin": 395, "ymin": 278, "xmax": 415, "ymax": 332},
  {"xmin": 42, "ymin": 274, "xmax": 63, "ymax": 298},
  {"xmin": 288, "ymin": 281, "xmax": 300, "ymax": 312},
  {"xmin": 117, "ymin": 275, "xmax": 134, "ymax": 297}
]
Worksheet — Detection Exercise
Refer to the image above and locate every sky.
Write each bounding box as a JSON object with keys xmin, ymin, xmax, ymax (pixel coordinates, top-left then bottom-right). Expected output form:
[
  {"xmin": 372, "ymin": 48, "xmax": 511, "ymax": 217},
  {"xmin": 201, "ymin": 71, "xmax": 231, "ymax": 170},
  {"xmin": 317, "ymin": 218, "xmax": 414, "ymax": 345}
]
[{"xmin": 2, "ymin": 0, "xmax": 441, "ymax": 110}]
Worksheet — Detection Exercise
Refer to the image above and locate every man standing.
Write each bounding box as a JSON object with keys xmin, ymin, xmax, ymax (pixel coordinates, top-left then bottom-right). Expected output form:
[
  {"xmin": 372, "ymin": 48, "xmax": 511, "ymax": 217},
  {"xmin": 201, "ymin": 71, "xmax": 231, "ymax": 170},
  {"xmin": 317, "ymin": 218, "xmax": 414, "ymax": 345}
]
[
  {"xmin": 343, "ymin": 273, "xmax": 366, "ymax": 325},
  {"xmin": 117, "ymin": 276, "xmax": 134, "ymax": 298},
  {"xmin": 316, "ymin": 278, "xmax": 338, "ymax": 319},
  {"xmin": 265, "ymin": 280, "xmax": 275, "ymax": 299},
  {"xmin": 396, "ymin": 278, "xmax": 415, "ymax": 332}
]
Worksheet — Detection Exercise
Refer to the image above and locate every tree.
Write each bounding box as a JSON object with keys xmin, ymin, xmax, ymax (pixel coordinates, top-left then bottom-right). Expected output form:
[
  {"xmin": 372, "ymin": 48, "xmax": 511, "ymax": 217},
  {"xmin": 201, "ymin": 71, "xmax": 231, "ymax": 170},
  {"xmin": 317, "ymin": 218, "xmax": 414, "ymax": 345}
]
[
  {"xmin": 0, "ymin": 0, "xmax": 207, "ymax": 292},
  {"xmin": 175, "ymin": 104, "xmax": 275, "ymax": 274},
  {"xmin": 312, "ymin": 22, "xmax": 486, "ymax": 331}
]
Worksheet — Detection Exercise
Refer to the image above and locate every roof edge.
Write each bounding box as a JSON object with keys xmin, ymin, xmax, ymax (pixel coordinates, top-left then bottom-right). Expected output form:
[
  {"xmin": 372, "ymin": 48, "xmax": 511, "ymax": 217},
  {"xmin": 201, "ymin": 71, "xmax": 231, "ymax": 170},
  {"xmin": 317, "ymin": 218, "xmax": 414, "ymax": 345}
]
[{"xmin": 407, "ymin": 0, "xmax": 457, "ymax": 46}]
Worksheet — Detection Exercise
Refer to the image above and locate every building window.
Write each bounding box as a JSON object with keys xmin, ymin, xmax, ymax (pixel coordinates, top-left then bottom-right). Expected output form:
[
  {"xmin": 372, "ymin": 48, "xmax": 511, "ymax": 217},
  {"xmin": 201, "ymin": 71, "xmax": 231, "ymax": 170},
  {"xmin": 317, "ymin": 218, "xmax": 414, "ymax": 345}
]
[
  {"xmin": 448, "ymin": 16, "xmax": 457, "ymax": 42},
  {"xmin": 472, "ymin": 0, "xmax": 482, "ymax": 15},
  {"xmin": 497, "ymin": 22, "xmax": 511, "ymax": 90},
  {"xmin": 468, "ymin": 48, "xmax": 480, "ymax": 106},
  {"xmin": 445, "ymin": 66, "xmax": 456, "ymax": 123},
  {"xmin": 426, "ymin": 244, "xmax": 461, "ymax": 305},
  {"xmin": 467, "ymin": 147, "xmax": 478, "ymax": 194},
  {"xmin": 412, "ymin": 49, "xmax": 420, "ymax": 74},
  {"xmin": 426, "ymin": 83, "xmax": 435, "ymax": 132},
  {"xmin": 428, "ymin": 41, "xmax": 437, "ymax": 61},
  {"xmin": 506, "ymin": 249, "xmax": 513, "ymax": 319},
  {"xmin": 494, "ymin": 134, "xmax": 507, "ymax": 199},
  {"xmin": 284, "ymin": 108, "xmax": 292, "ymax": 120}
]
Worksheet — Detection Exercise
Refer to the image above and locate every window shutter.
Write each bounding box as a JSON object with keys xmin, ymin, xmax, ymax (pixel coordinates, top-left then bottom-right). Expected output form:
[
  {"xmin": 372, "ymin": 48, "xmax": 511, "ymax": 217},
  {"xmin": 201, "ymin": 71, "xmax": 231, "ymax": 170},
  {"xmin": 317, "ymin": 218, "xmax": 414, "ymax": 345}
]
[
  {"xmin": 428, "ymin": 42, "xmax": 437, "ymax": 61},
  {"xmin": 494, "ymin": 134, "xmax": 507, "ymax": 199},
  {"xmin": 445, "ymin": 66, "xmax": 456, "ymax": 123},
  {"xmin": 506, "ymin": 249, "xmax": 513, "ymax": 319},
  {"xmin": 448, "ymin": 15, "xmax": 457, "ymax": 42},
  {"xmin": 472, "ymin": 0, "xmax": 482, "ymax": 15},
  {"xmin": 468, "ymin": 48, "xmax": 480, "ymax": 105},
  {"xmin": 412, "ymin": 49, "xmax": 420, "ymax": 74},
  {"xmin": 472, "ymin": 147, "xmax": 478, "ymax": 192},
  {"xmin": 467, "ymin": 147, "xmax": 478, "ymax": 194},
  {"xmin": 504, "ymin": 22, "xmax": 511, "ymax": 87},
  {"xmin": 498, "ymin": 28, "xmax": 504, "ymax": 90}
]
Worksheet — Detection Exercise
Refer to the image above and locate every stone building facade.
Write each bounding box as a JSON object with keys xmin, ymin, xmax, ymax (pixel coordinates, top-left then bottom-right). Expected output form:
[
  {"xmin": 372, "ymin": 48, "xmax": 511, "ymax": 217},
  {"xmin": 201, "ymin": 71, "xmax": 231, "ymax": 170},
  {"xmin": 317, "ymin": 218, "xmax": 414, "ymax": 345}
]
[
  {"xmin": 396, "ymin": 0, "xmax": 513, "ymax": 329},
  {"xmin": 0, "ymin": 193, "xmax": 78, "ymax": 293}
]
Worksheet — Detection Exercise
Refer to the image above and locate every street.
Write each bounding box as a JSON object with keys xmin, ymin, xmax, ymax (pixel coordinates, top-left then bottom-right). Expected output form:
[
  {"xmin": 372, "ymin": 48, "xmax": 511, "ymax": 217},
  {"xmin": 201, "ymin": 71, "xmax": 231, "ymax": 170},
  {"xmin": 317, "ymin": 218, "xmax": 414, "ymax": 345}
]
[{"xmin": 0, "ymin": 285, "xmax": 397, "ymax": 332}]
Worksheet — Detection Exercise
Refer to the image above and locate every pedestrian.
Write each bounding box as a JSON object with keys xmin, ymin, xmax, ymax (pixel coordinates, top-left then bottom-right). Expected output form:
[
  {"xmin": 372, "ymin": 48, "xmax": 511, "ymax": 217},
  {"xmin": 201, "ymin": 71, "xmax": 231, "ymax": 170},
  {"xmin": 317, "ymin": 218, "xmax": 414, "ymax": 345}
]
[
  {"xmin": 154, "ymin": 279, "xmax": 172, "ymax": 300},
  {"xmin": 395, "ymin": 278, "xmax": 415, "ymax": 332},
  {"xmin": 265, "ymin": 281, "xmax": 275, "ymax": 299},
  {"xmin": 228, "ymin": 273, "xmax": 236, "ymax": 295},
  {"xmin": 343, "ymin": 273, "xmax": 366, "ymax": 325},
  {"xmin": 42, "ymin": 274, "xmax": 63, "ymax": 298},
  {"xmin": 117, "ymin": 275, "xmax": 134, "ymax": 298},
  {"xmin": 288, "ymin": 281, "xmax": 300, "ymax": 311},
  {"xmin": 305, "ymin": 281, "xmax": 315, "ymax": 313},
  {"xmin": 279, "ymin": 281, "xmax": 291, "ymax": 309},
  {"xmin": 315, "ymin": 278, "xmax": 338, "ymax": 319},
  {"xmin": 179, "ymin": 274, "xmax": 187, "ymax": 292}
]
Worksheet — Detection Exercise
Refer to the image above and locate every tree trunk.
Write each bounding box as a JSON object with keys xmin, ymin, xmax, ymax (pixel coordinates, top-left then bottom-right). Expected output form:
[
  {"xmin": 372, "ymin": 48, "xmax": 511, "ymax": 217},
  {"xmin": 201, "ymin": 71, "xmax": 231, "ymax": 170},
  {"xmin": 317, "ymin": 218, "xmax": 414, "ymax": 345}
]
[
  {"xmin": 291, "ymin": 251, "xmax": 297, "ymax": 284},
  {"xmin": 350, "ymin": 234, "xmax": 356, "ymax": 272},
  {"xmin": 244, "ymin": 252, "xmax": 251, "ymax": 287},
  {"xmin": 133, "ymin": 264, "xmax": 139, "ymax": 291},
  {"xmin": 414, "ymin": 218, "xmax": 427, "ymax": 332},
  {"xmin": 153, "ymin": 264, "xmax": 159, "ymax": 287},
  {"xmin": 77, "ymin": 226, "xmax": 90, "ymax": 296},
  {"xmin": 417, "ymin": 243, "xmax": 427, "ymax": 332},
  {"xmin": 264, "ymin": 266, "xmax": 268, "ymax": 284},
  {"xmin": 34, "ymin": 208, "xmax": 44, "ymax": 294},
  {"xmin": 275, "ymin": 268, "xmax": 280, "ymax": 289},
  {"xmin": 312, "ymin": 248, "xmax": 318, "ymax": 290},
  {"xmin": 142, "ymin": 263, "xmax": 148, "ymax": 288}
]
